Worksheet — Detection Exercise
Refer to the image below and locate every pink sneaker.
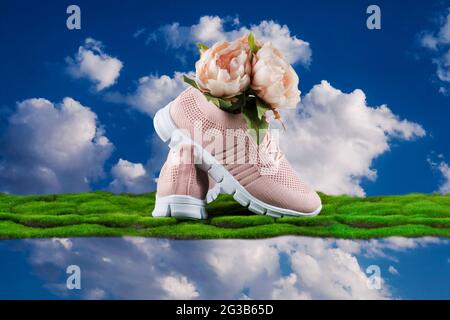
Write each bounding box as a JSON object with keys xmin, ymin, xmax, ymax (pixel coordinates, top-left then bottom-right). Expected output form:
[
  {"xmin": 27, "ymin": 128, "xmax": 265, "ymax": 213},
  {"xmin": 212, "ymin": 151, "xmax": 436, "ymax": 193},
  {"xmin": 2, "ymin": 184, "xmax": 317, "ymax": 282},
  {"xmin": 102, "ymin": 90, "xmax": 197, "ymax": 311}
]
[
  {"xmin": 153, "ymin": 87, "xmax": 322, "ymax": 217},
  {"xmin": 153, "ymin": 145, "xmax": 211, "ymax": 219}
]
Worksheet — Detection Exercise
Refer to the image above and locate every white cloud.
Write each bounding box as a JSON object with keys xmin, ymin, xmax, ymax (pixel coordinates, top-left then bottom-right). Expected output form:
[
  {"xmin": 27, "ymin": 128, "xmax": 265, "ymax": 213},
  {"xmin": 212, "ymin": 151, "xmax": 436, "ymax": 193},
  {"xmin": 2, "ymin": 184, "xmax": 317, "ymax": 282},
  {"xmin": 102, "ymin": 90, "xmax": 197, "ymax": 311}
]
[
  {"xmin": 151, "ymin": 16, "xmax": 311, "ymax": 65},
  {"xmin": 191, "ymin": 16, "xmax": 227, "ymax": 45},
  {"xmin": 383, "ymin": 237, "xmax": 445, "ymax": 251},
  {"xmin": 271, "ymin": 274, "xmax": 311, "ymax": 300},
  {"xmin": 133, "ymin": 28, "xmax": 145, "ymax": 39},
  {"xmin": 107, "ymin": 72, "xmax": 192, "ymax": 116},
  {"xmin": 428, "ymin": 157, "xmax": 450, "ymax": 194},
  {"xmin": 360, "ymin": 237, "xmax": 446, "ymax": 260},
  {"xmin": 0, "ymin": 97, "xmax": 113, "ymax": 194},
  {"xmin": 245, "ymin": 20, "xmax": 312, "ymax": 65},
  {"xmin": 287, "ymin": 239, "xmax": 390, "ymax": 299},
  {"xmin": 109, "ymin": 158, "xmax": 153, "ymax": 193},
  {"xmin": 436, "ymin": 49, "xmax": 450, "ymax": 82},
  {"xmin": 27, "ymin": 236, "xmax": 394, "ymax": 300},
  {"xmin": 85, "ymin": 289, "xmax": 107, "ymax": 300},
  {"xmin": 159, "ymin": 275, "xmax": 199, "ymax": 300},
  {"xmin": 278, "ymin": 80, "xmax": 425, "ymax": 196},
  {"xmin": 420, "ymin": 9, "xmax": 450, "ymax": 92},
  {"xmin": 420, "ymin": 33, "xmax": 439, "ymax": 50},
  {"xmin": 335, "ymin": 240, "xmax": 362, "ymax": 254},
  {"xmin": 27, "ymin": 236, "xmax": 447, "ymax": 300},
  {"xmin": 388, "ymin": 266, "xmax": 399, "ymax": 275},
  {"xmin": 66, "ymin": 38, "xmax": 123, "ymax": 91},
  {"xmin": 26, "ymin": 237, "xmax": 74, "ymax": 266},
  {"xmin": 52, "ymin": 238, "xmax": 73, "ymax": 250},
  {"xmin": 206, "ymin": 240, "xmax": 280, "ymax": 295},
  {"xmin": 438, "ymin": 10, "xmax": 450, "ymax": 43},
  {"xmin": 437, "ymin": 161, "xmax": 450, "ymax": 194},
  {"xmin": 203, "ymin": 237, "xmax": 391, "ymax": 300},
  {"xmin": 383, "ymin": 237, "xmax": 421, "ymax": 250},
  {"xmin": 107, "ymin": 135, "xmax": 169, "ymax": 195}
]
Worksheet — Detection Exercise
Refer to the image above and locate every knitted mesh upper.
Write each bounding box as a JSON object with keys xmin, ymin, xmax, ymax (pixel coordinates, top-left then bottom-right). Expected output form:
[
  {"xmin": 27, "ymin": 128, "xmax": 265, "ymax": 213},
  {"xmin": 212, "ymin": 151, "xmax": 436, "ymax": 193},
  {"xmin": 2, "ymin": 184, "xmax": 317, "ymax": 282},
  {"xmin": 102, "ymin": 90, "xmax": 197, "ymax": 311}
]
[{"xmin": 173, "ymin": 88, "xmax": 309, "ymax": 192}]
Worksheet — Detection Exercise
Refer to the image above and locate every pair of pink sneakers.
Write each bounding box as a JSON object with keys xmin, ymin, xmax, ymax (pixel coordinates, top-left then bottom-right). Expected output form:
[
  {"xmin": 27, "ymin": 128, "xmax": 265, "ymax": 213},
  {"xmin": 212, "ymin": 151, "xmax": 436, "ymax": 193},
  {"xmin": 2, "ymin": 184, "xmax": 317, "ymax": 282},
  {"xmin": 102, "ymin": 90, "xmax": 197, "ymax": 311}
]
[{"xmin": 152, "ymin": 88, "xmax": 322, "ymax": 219}]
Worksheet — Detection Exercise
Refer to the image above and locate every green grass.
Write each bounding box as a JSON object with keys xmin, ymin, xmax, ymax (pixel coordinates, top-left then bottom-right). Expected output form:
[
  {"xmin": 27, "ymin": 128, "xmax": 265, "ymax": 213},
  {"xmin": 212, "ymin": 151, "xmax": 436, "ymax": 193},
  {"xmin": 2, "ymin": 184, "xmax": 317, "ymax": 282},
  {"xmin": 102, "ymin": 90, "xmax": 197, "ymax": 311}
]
[{"xmin": 0, "ymin": 191, "xmax": 450, "ymax": 239}]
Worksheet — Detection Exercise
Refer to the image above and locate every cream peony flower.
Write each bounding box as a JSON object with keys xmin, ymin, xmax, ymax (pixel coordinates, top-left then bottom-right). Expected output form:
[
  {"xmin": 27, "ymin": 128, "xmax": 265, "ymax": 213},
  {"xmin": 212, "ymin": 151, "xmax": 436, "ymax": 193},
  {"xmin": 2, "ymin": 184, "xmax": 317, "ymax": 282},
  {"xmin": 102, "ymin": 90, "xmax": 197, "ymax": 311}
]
[
  {"xmin": 251, "ymin": 42, "xmax": 301, "ymax": 109},
  {"xmin": 195, "ymin": 38, "xmax": 252, "ymax": 98}
]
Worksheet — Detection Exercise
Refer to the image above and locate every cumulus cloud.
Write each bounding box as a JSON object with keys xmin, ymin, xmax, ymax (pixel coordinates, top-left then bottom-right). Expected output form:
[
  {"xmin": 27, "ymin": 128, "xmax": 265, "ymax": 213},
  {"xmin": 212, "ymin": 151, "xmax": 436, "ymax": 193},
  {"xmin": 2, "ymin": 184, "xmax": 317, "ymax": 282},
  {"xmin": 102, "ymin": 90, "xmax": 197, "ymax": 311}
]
[
  {"xmin": 26, "ymin": 236, "xmax": 398, "ymax": 300},
  {"xmin": 419, "ymin": 8, "xmax": 450, "ymax": 93},
  {"xmin": 428, "ymin": 156, "xmax": 450, "ymax": 194},
  {"xmin": 277, "ymin": 81, "xmax": 425, "ymax": 196},
  {"xmin": 109, "ymin": 158, "xmax": 154, "ymax": 193},
  {"xmin": 271, "ymin": 274, "xmax": 311, "ymax": 300},
  {"xmin": 189, "ymin": 237, "xmax": 392, "ymax": 300},
  {"xmin": 159, "ymin": 275, "xmax": 199, "ymax": 299},
  {"xmin": 107, "ymin": 72, "xmax": 192, "ymax": 116},
  {"xmin": 295, "ymin": 252, "xmax": 381, "ymax": 299},
  {"xmin": 0, "ymin": 97, "xmax": 113, "ymax": 194},
  {"xmin": 359, "ymin": 237, "xmax": 445, "ymax": 260},
  {"xmin": 437, "ymin": 162, "xmax": 450, "ymax": 194},
  {"xmin": 24, "ymin": 236, "xmax": 445, "ymax": 299},
  {"xmin": 206, "ymin": 240, "xmax": 280, "ymax": 296},
  {"xmin": 149, "ymin": 15, "xmax": 311, "ymax": 65},
  {"xmin": 108, "ymin": 134, "xmax": 169, "ymax": 194},
  {"xmin": 66, "ymin": 38, "xmax": 123, "ymax": 91},
  {"xmin": 52, "ymin": 238, "xmax": 73, "ymax": 250},
  {"xmin": 115, "ymin": 16, "xmax": 310, "ymax": 115},
  {"xmin": 245, "ymin": 20, "xmax": 312, "ymax": 65}
]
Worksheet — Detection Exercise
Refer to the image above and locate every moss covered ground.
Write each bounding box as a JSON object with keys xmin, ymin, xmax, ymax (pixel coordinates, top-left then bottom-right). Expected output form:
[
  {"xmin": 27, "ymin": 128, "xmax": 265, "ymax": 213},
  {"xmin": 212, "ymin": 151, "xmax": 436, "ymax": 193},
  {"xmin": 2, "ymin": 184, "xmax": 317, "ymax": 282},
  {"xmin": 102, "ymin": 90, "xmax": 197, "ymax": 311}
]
[{"xmin": 1, "ymin": 192, "xmax": 450, "ymax": 239}]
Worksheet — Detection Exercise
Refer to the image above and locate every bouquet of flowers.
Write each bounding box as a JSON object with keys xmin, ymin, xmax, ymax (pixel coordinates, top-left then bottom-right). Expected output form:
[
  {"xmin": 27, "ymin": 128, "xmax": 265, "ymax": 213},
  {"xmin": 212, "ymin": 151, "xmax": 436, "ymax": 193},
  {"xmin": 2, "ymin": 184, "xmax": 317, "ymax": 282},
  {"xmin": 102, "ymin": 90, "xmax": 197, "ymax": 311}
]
[{"xmin": 184, "ymin": 33, "xmax": 301, "ymax": 144}]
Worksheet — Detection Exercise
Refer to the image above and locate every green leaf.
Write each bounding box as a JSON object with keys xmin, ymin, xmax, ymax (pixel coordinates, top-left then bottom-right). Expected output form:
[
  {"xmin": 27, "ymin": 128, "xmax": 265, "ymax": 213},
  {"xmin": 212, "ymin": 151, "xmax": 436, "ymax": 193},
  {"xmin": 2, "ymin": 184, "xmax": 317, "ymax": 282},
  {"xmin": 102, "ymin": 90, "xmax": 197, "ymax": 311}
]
[
  {"xmin": 183, "ymin": 75, "xmax": 199, "ymax": 89},
  {"xmin": 204, "ymin": 94, "xmax": 220, "ymax": 107},
  {"xmin": 204, "ymin": 93, "xmax": 233, "ymax": 110},
  {"xmin": 256, "ymin": 98, "xmax": 270, "ymax": 120},
  {"xmin": 229, "ymin": 94, "xmax": 247, "ymax": 112},
  {"xmin": 241, "ymin": 103, "xmax": 268, "ymax": 145},
  {"xmin": 197, "ymin": 43, "xmax": 209, "ymax": 56},
  {"xmin": 248, "ymin": 33, "xmax": 258, "ymax": 54}
]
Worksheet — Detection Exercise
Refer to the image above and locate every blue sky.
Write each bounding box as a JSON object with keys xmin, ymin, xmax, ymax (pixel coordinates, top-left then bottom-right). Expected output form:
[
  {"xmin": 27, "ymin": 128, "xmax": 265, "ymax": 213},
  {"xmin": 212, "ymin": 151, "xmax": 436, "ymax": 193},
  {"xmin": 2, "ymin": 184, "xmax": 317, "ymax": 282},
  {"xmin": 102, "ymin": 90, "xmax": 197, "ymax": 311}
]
[
  {"xmin": 1, "ymin": 0, "xmax": 450, "ymax": 196},
  {"xmin": 0, "ymin": 237, "xmax": 449, "ymax": 299}
]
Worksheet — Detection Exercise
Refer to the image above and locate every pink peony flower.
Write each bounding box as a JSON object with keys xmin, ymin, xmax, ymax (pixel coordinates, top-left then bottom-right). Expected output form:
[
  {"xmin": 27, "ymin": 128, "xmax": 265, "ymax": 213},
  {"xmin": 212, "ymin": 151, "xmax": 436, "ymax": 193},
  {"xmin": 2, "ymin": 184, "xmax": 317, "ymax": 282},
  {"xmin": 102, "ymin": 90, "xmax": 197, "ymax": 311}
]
[
  {"xmin": 195, "ymin": 38, "xmax": 252, "ymax": 98},
  {"xmin": 251, "ymin": 42, "xmax": 301, "ymax": 109}
]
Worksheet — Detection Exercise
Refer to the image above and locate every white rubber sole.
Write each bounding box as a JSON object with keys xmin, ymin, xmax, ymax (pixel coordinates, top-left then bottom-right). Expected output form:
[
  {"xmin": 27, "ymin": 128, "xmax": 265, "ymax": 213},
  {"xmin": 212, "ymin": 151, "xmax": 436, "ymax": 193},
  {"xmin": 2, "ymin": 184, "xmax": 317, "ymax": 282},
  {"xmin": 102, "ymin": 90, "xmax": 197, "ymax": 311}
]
[
  {"xmin": 153, "ymin": 102, "xmax": 322, "ymax": 218},
  {"xmin": 206, "ymin": 182, "xmax": 221, "ymax": 204},
  {"xmin": 152, "ymin": 195, "xmax": 207, "ymax": 220}
]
